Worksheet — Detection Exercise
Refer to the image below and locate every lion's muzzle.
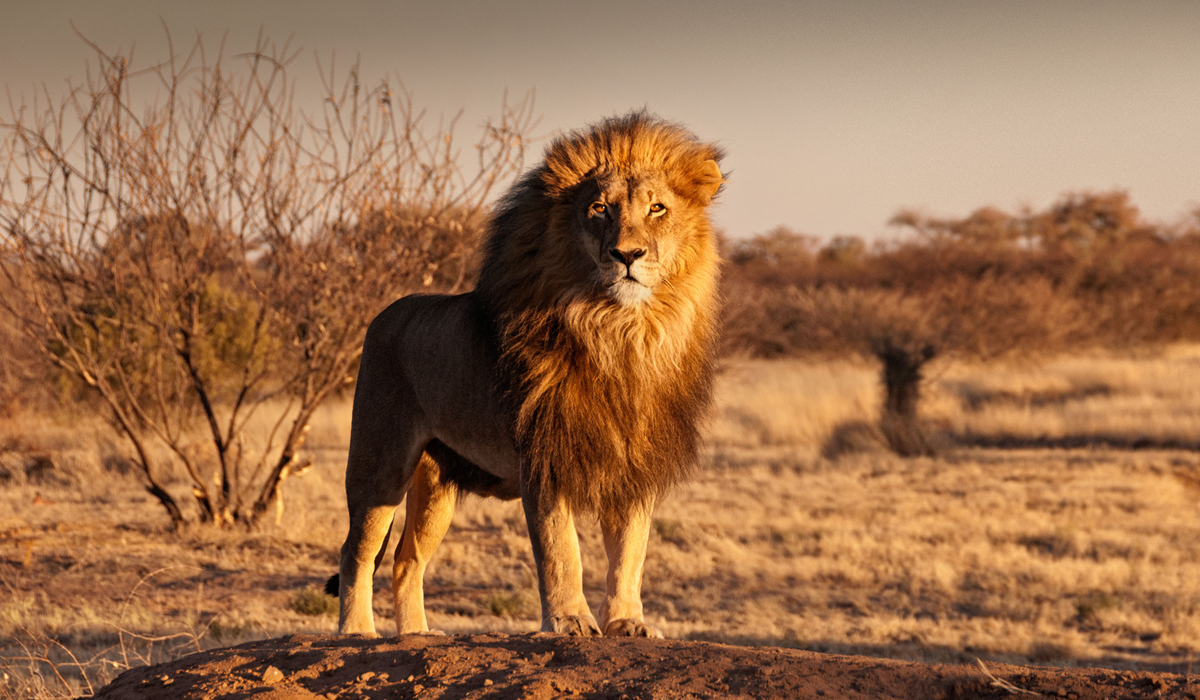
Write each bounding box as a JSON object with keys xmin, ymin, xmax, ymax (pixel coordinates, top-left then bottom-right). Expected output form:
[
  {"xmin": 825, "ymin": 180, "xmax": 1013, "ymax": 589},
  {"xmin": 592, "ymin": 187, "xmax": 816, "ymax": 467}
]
[{"xmin": 610, "ymin": 246, "xmax": 647, "ymax": 268}]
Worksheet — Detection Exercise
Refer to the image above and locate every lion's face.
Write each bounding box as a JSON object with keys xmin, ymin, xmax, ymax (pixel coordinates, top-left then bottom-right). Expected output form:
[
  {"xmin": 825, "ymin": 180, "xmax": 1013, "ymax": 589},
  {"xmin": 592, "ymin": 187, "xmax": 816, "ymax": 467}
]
[{"xmin": 575, "ymin": 173, "xmax": 692, "ymax": 307}]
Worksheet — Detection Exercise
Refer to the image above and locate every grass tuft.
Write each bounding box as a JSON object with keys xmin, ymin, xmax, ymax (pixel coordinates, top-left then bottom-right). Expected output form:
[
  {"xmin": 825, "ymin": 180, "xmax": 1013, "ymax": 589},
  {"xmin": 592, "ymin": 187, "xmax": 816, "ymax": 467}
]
[
  {"xmin": 653, "ymin": 518, "xmax": 686, "ymax": 545},
  {"xmin": 479, "ymin": 591, "xmax": 532, "ymax": 618},
  {"xmin": 288, "ymin": 586, "xmax": 339, "ymax": 617}
]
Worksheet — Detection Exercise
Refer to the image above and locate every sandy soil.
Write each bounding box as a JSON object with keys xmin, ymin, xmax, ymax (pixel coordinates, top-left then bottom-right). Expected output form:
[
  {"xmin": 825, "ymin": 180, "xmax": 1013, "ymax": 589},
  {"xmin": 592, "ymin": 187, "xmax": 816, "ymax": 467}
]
[{"xmin": 90, "ymin": 633, "xmax": 1199, "ymax": 700}]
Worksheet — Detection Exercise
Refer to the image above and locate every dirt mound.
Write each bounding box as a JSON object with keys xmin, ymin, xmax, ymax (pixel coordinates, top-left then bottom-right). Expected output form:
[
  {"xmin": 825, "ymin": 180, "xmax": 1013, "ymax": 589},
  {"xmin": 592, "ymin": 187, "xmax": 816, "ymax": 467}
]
[{"xmin": 89, "ymin": 633, "xmax": 1196, "ymax": 700}]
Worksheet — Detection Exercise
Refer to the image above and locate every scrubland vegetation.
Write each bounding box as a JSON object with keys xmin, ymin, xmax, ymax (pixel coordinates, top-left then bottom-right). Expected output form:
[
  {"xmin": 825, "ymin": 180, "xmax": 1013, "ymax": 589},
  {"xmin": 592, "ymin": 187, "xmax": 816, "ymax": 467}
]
[
  {"xmin": 7, "ymin": 355, "xmax": 1200, "ymax": 697},
  {"xmin": 0, "ymin": 34, "xmax": 531, "ymax": 528},
  {"xmin": 723, "ymin": 195, "xmax": 1200, "ymax": 454},
  {"xmin": 4, "ymin": 31, "xmax": 1200, "ymax": 700}
]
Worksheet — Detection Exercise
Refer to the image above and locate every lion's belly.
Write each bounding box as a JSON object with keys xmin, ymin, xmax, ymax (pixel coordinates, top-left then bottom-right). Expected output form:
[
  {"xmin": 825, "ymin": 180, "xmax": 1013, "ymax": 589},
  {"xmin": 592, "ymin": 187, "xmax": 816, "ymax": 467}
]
[
  {"xmin": 388, "ymin": 292, "xmax": 520, "ymax": 482},
  {"xmin": 430, "ymin": 420, "xmax": 520, "ymax": 481}
]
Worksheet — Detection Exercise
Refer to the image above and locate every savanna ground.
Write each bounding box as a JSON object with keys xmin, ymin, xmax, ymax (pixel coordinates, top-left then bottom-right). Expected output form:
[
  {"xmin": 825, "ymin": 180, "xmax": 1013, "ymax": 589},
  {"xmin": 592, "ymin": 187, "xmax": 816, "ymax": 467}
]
[{"xmin": 5, "ymin": 350, "xmax": 1200, "ymax": 697}]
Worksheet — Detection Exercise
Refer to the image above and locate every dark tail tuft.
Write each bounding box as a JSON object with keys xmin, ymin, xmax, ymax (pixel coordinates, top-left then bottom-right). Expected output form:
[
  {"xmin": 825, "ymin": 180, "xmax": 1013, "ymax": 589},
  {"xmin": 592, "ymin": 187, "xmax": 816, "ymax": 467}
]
[{"xmin": 324, "ymin": 573, "xmax": 340, "ymax": 597}]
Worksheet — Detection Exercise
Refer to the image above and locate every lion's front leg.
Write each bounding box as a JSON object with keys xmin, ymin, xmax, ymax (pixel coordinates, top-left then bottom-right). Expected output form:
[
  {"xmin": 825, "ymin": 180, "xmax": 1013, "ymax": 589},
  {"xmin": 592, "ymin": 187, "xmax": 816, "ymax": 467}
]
[
  {"xmin": 598, "ymin": 504, "xmax": 663, "ymax": 638},
  {"xmin": 520, "ymin": 479, "xmax": 601, "ymax": 636}
]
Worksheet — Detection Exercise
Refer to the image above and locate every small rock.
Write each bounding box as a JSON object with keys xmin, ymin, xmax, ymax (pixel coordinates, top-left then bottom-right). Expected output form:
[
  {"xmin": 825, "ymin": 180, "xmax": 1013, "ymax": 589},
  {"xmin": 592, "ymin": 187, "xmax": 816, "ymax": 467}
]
[
  {"xmin": 414, "ymin": 684, "xmax": 425, "ymax": 692},
  {"xmin": 358, "ymin": 671, "xmax": 376, "ymax": 682},
  {"xmin": 484, "ymin": 678, "xmax": 494, "ymax": 686},
  {"xmin": 262, "ymin": 666, "xmax": 285, "ymax": 684}
]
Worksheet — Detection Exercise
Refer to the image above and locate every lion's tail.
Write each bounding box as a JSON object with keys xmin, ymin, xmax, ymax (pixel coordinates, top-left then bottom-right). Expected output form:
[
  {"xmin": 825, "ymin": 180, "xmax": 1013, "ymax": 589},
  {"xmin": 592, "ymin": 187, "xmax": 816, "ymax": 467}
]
[{"xmin": 324, "ymin": 512, "xmax": 396, "ymax": 598}]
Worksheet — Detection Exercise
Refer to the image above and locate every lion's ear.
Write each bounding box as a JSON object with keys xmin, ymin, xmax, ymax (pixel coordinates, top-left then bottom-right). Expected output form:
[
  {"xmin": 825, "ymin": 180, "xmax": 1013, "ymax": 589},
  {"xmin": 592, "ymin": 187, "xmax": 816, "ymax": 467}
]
[{"xmin": 694, "ymin": 159, "xmax": 724, "ymax": 202}]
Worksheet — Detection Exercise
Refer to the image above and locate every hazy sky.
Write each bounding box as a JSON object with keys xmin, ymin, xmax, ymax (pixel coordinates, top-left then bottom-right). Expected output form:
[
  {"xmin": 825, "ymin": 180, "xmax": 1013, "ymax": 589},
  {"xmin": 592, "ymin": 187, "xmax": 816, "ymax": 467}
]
[{"xmin": 2, "ymin": 0, "xmax": 1198, "ymax": 239}]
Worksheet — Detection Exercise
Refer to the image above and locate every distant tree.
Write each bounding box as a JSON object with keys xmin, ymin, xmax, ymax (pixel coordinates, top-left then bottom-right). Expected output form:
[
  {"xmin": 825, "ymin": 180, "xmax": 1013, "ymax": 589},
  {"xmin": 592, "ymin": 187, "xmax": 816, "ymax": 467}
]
[
  {"xmin": 727, "ymin": 226, "xmax": 817, "ymax": 266},
  {"xmin": 890, "ymin": 206, "xmax": 1019, "ymax": 248},
  {"xmin": 724, "ymin": 277, "xmax": 1080, "ymax": 455},
  {"xmin": 1034, "ymin": 190, "xmax": 1143, "ymax": 251},
  {"xmin": 722, "ymin": 191, "xmax": 1194, "ymax": 456},
  {"xmin": 893, "ymin": 190, "xmax": 1145, "ymax": 252},
  {"xmin": 817, "ymin": 235, "xmax": 868, "ymax": 267},
  {"xmin": 0, "ymin": 33, "xmax": 531, "ymax": 526}
]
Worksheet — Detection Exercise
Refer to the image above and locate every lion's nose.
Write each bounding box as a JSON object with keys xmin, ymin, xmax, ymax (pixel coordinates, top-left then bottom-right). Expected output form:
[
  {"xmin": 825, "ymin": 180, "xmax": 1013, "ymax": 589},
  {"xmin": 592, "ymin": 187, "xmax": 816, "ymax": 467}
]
[{"xmin": 610, "ymin": 247, "xmax": 647, "ymax": 266}]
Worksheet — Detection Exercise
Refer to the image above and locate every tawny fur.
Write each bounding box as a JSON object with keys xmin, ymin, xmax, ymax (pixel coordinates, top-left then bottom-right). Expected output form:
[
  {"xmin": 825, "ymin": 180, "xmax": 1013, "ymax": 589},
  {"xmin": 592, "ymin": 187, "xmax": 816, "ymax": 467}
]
[
  {"xmin": 477, "ymin": 111, "xmax": 725, "ymax": 518},
  {"xmin": 332, "ymin": 111, "xmax": 725, "ymax": 637}
]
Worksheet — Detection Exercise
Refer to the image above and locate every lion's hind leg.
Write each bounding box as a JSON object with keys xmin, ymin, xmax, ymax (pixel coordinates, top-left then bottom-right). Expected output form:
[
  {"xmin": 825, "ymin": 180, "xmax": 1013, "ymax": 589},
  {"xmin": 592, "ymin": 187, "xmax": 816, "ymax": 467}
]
[
  {"xmin": 338, "ymin": 498, "xmax": 400, "ymax": 636},
  {"xmin": 337, "ymin": 402, "xmax": 428, "ymax": 635},
  {"xmin": 392, "ymin": 453, "xmax": 457, "ymax": 634},
  {"xmin": 323, "ymin": 512, "xmax": 394, "ymax": 596}
]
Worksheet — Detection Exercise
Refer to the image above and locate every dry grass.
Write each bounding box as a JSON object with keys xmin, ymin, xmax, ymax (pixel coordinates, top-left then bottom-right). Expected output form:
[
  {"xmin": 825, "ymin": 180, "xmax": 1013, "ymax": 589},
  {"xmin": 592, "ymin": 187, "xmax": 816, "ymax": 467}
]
[
  {"xmin": 708, "ymin": 360, "xmax": 879, "ymax": 455},
  {"xmin": 5, "ymin": 350, "xmax": 1200, "ymax": 696},
  {"xmin": 716, "ymin": 345, "xmax": 1200, "ymax": 454},
  {"xmin": 930, "ymin": 346, "xmax": 1200, "ymax": 449},
  {"xmin": 653, "ymin": 448, "xmax": 1200, "ymax": 664}
]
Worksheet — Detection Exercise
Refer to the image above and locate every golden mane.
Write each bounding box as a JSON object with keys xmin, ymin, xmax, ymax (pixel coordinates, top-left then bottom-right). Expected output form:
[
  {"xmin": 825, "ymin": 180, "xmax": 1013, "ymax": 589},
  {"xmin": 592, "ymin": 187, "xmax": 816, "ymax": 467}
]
[{"xmin": 474, "ymin": 112, "xmax": 726, "ymax": 516}]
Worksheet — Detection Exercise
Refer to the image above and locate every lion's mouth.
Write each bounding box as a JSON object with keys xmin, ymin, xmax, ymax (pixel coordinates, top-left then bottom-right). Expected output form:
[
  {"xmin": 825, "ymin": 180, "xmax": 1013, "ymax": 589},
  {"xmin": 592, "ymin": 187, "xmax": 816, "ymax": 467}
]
[{"xmin": 607, "ymin": 277, "xmax": 652, "ymax": 305}]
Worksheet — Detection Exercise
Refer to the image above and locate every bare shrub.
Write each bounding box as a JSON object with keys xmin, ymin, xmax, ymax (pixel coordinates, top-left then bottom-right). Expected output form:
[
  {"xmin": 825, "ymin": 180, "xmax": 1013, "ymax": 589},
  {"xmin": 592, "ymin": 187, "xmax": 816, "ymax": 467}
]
[
  {"xmin": 0, "ymin": 273, "xmax": 55, "ymax": 416},
  {"xmin": 1, "ymin": 570, "xmax": 210, "ymax": 700},
  {"xmin": 0, "ymin": 32, "xmax": 532, "ymax": 526}
]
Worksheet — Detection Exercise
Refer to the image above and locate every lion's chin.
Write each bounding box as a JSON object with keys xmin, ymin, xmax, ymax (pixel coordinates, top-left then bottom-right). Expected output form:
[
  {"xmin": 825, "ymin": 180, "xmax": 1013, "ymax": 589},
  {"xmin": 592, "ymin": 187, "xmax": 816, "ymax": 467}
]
[{"xmin": 607, "ymin": 279, "xmax": 653, "ymax": 306}]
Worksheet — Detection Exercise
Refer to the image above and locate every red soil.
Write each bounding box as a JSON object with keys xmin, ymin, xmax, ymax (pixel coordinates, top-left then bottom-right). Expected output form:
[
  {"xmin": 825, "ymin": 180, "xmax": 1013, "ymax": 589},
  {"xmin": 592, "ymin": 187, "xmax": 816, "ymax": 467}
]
[{"xmin": 89, "ymin": 633, "xmax": 1200, "ymax": 700}]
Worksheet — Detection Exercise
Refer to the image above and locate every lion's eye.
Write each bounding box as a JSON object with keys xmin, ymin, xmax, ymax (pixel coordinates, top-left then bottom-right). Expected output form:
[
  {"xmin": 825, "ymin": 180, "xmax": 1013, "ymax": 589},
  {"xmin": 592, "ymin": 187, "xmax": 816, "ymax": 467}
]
[
  {"xmin": 590, "ymin": 202, "xmax": 607, "ymax": 216},
  {"xmin": 649, "ymin": 203, "xmax": 666, "ymax": 215}
]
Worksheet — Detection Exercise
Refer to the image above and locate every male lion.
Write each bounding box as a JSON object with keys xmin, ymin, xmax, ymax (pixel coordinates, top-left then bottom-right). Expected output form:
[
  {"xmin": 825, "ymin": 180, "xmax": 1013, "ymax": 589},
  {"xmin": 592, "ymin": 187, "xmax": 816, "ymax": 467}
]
[{"xmin": 330, "ymin": 112, "xmax": 724, "ymax": 638}]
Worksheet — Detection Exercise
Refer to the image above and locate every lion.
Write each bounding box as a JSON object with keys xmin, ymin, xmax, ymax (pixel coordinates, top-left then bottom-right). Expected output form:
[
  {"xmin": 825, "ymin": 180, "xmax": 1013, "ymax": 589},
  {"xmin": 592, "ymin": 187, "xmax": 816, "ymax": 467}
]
[{"xmin": 328, "ymin": 111, "xmax": 725, "ymax": 638}]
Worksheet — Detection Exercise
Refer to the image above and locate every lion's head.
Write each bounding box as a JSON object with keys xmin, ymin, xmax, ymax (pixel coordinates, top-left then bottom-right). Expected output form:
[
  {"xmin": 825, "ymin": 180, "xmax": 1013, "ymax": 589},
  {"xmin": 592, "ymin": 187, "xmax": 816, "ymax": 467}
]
[
  {"xmin": 563, "ymin": 152, "xmax": 723, "ymax": 308},
  {"xmin": 477, "ymin": 111, "xmax": 725, "ymax": 315}
]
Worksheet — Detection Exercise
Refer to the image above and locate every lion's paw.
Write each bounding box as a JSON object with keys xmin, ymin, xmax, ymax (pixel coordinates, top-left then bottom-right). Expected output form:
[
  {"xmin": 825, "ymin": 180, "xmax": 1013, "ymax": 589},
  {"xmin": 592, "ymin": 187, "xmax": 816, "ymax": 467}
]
[
  {"xmin": 604, "ymin": 618, "xmax": 663, "ymax": 638},
  {"xmin": 548, "ymin": 615, "xmax": 602, "ymax": 637}
]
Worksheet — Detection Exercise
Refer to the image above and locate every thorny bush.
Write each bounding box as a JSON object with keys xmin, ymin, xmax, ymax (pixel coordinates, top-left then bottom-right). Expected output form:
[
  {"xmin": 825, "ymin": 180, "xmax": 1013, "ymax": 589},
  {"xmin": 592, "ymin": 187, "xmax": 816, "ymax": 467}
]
[{"xmin": 0, "ymin": 32, "xmax": 533, "ymax": 526}]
